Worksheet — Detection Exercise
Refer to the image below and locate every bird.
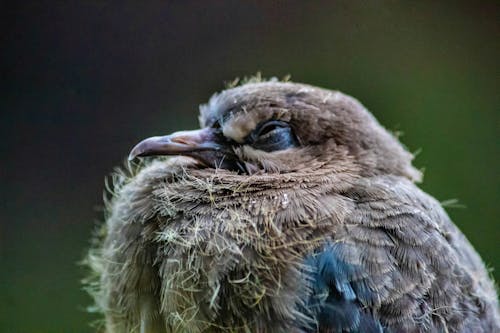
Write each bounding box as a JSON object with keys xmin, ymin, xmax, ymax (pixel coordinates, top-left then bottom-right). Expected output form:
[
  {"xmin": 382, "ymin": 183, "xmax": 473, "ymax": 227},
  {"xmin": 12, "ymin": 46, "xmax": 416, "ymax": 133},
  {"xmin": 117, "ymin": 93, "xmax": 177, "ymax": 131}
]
[{"xmin": 85, "ymin": 78, "xmax": 500, "ymax": 333}]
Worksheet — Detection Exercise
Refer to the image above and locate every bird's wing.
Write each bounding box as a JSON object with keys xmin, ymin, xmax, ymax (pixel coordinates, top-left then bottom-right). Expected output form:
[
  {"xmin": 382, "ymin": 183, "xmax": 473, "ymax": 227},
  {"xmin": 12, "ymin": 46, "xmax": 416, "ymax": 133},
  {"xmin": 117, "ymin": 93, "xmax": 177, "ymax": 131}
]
[{"xmin": 303, "ymin": 176, "xmax": 486, "ymax": 333}]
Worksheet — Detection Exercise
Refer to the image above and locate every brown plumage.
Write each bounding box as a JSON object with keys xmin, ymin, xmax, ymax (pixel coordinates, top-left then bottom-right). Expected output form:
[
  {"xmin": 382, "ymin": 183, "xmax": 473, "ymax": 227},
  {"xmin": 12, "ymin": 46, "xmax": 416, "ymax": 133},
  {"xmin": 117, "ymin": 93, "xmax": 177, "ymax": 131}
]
[{"xmin": 86, "ymin": 80, "xmax": 499, "ymax": 332}]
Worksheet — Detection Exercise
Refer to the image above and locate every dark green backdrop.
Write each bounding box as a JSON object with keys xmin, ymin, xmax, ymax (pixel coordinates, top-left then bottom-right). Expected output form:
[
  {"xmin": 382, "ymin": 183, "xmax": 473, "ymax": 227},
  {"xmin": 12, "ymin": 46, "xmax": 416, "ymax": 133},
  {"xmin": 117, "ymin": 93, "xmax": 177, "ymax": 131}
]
[{"xmin": 1, "ymin": 1, "xmax": 498, "ymax": 332}]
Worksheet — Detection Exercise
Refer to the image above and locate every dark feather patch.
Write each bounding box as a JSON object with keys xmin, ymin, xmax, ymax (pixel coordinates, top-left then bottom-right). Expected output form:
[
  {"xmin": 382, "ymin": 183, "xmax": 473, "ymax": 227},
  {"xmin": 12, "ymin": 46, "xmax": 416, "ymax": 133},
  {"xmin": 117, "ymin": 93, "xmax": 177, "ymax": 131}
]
[{"xmin": 304, "ymin": 244, "xmax": 384, "ymax": 333}]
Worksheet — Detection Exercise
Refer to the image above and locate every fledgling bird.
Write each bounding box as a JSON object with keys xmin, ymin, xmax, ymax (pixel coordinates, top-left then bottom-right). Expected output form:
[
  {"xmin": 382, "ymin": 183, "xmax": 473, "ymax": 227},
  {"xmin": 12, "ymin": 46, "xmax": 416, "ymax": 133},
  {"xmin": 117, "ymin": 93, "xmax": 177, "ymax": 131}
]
[{"xmin": 86, "ymin": 79, "xmax": 499, "ymax": 333}]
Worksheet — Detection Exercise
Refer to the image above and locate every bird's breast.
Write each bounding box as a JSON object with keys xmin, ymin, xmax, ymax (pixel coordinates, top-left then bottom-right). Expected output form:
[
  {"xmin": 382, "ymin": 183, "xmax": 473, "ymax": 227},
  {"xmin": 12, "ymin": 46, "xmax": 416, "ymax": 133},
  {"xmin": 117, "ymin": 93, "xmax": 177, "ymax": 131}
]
[{"xmin": 148, "ymin": 166, "xmax": 352, "ymax": 330}]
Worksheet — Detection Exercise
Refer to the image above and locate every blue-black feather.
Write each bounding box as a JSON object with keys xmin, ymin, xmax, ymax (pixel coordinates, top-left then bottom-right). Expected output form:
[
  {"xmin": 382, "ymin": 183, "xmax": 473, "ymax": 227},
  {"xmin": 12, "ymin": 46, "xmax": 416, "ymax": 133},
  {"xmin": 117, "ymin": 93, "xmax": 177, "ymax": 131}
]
[{"xmin": 302, "ymin": 243, "xmax": 385, "ymax": 333}]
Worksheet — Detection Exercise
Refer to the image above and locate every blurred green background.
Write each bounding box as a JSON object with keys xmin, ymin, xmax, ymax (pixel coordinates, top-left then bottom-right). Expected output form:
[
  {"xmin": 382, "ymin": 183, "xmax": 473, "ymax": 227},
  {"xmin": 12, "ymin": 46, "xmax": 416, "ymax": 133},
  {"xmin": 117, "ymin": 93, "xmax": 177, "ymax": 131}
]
[{"xmin": 1, "ymin": 1, "xmax": 498, "ymax": 332}]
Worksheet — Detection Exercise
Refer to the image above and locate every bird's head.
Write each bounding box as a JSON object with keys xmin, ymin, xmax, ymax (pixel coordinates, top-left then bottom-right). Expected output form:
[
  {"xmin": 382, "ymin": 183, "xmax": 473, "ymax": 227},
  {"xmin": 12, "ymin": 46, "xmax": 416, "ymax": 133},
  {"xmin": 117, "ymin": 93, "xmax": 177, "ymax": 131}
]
[{"xmin": 129, "ymin": 81, "xmax": 421, "ymax": 182}]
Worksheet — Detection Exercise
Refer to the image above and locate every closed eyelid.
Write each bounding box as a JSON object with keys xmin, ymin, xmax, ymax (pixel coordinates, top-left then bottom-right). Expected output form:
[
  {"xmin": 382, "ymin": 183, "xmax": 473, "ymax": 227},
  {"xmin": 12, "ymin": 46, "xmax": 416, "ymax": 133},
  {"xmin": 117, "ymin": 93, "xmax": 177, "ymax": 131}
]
[
  {"xmin": 248, "ymin": 120, "xmax": 289, "ymax": 141},
  {"xmin": 246, "ymin": 121, "xmax": 298, "ymax": 152}
]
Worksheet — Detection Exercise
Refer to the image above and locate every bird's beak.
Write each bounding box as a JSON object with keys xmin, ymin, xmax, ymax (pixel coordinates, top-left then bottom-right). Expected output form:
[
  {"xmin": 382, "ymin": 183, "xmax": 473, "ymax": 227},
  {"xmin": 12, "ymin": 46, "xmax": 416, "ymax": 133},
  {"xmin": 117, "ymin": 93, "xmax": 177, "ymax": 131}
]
[
  {"xmin": 129, "ymin": 128, "xmax": 220, "ymax": 160},
  {"xmin": 128, "ymin": 128, "xmax": 244, "ymax": 171}
]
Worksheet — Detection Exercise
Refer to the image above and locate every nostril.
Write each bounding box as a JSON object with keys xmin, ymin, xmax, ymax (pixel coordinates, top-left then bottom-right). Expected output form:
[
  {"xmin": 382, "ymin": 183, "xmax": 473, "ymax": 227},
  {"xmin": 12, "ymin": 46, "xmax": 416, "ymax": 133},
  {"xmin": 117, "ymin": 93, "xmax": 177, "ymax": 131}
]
[
  {"xmin": 170, "ymin": 136, "xmax": 190, "ymax": 145},
  {"xmin": 168, "ymin": 129, "xmax": 208, "ymax": 146}
]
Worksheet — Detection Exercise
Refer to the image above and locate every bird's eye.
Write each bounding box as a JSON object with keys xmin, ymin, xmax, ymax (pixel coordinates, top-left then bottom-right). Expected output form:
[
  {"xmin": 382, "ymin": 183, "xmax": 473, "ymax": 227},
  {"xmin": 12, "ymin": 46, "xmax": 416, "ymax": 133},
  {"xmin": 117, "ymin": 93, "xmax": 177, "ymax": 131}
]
[{"xmin": 249, "ymin": 120, "xmax": 299, "ymax": 152}]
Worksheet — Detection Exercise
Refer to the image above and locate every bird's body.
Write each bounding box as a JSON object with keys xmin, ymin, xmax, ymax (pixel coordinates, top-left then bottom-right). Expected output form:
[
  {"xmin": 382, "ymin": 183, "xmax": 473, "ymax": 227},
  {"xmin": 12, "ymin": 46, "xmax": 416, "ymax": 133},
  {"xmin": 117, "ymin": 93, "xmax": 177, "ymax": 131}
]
[{"xmin": 86, "ymin": 80, "xmax": 499, "ymax": 333}]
